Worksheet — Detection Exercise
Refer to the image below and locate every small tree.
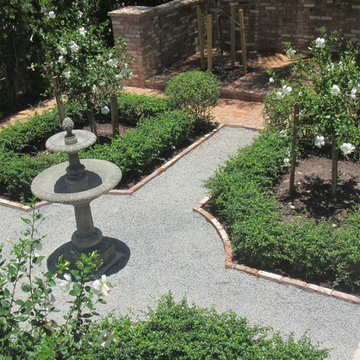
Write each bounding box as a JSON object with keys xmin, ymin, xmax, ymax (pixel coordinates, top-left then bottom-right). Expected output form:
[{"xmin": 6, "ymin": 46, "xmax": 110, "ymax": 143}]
[
  {"xmin": 34, "ymin": 0, "xmax": 132, "ymax": 136},
  {"xmin": 265, "ymin": 29, "xmax": 360, "ymax": 200}
]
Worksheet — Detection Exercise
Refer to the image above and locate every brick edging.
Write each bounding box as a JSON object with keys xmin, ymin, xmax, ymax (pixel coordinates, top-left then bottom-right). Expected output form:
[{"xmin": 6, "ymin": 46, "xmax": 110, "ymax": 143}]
[
  {"xmin": 193, "ymin": 195, "xmax": 360, "ymax": 305},
  {"xmin": 0, "ymin": 125, "xmax": 224, "ymax": 212}
]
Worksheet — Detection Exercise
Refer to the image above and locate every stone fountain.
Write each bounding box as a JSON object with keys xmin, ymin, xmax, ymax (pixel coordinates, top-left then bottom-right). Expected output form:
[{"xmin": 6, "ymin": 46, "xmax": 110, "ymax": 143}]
[{"xmin": 31, "ymin": 117, "xmax": 123, "ymax": 273}]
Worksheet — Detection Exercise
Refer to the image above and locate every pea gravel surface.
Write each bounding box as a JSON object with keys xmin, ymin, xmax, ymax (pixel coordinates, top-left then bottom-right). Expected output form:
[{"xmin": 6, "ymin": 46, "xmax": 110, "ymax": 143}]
[{"xmin": 1, "ymin": 126, "xmax": 359, "ymax": 360}]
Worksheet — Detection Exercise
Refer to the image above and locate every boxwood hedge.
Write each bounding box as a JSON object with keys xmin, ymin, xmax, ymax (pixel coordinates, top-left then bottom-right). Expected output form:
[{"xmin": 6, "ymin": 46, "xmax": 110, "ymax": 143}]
[
  {"xmin": 80, "ymin": 294, "xmax": 329, "ymax": 360},
  {"xmin": 0, "ymin": 92, "xmax": 189, "ymax": 202},
  {"xmin": 206, "ymin": 130, "xmax": 360, "ymax": 293}
]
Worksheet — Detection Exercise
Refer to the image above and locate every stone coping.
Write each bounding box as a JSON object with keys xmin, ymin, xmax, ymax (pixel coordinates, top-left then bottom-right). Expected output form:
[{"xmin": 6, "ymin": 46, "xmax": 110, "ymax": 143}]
[
  {"xmin": 193, "ymin": 195, "xmax": 360, "ymax": 305},
  {"xmin": 0, "ymin": 125, "xmax": 224, "ymax": 212}
]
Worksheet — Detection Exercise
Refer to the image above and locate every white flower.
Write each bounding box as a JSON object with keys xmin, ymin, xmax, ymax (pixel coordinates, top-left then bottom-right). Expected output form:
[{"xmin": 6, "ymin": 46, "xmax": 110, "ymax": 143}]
[
  {"xmin": 30, "ymin": 33, "xmax": 34, "ymax": 42},
  {"xmin": 298, "ymin": 91, "xmax": 303, "ymax": 96},
  {"xmin": 69, "ymin": 41, "xmax": 79, "ymax": 53},
  {"xmin": 330, "ymin": 85, "xmax": 340, "ymax": 96},
  {"xmin": 282, "ymin": 85, "xmax": 292, "ymax": 95},
  {"xmin": 286, "ymin": 48, "xmax": 296, "ymax": 58},
  {"xmin": 279, "ymin": 130, "xmax": 287, "ymax": 137},
  {"xmin": 340, "ymin": 143, "xmax": 355, "ymax": 155},
  {"xmin": 59, "ymin": 47, "xmax": 67, "ymax": 55},
  {"xmin": 92, "ymin": 85, "xmax": 97, "ymax": 93},
  {"xmin": 327, "ymin": 63, "xmax": 334, "ymax": 72},
  {"xmin": 115, "ymin": 74, "xmax": 122, "ymax": 80},
  {"xmin": 101, "ymin": 105, "xmax": 110, "ymax": 115},
  {"xmin": 58, "ymin": 273, "xmax": 72, "ymax": 292},
  {"xmin": 350, "ymin": 87, "xmax": 357, "ymax": 99},
  {"xmin": 58, "ymin": 55, "xmax": 64, "ymax": 63},
  {"xmin": 48, "ymin": 11, "xmax": 55, "ymax": 19},
  {"xmin": 276, "ymin": 91, "xmax": 284, "ymax": 99},
  {"xmin": 107, "ymin": 58, "xmax": 119, "ymax": 68},
  {"xmin": 30, "ymin": 63, "xmax": 36, "ymax": 71},
  {"xmin": 297, "ymin": 130, "xmax": 303, "ymax": 138},
  {"xmin": 338, "ymin": 61, "xmax": 344, "ymax": 69},
  {"xmin": 93, "ymin": 275, "xmax": 110, "ymax": 297},
  {"xmin": 79, "ymin": 27, "xmax": 87, "ymax": 36},
  {"xmin": 314, "ymin": 135, "xmax": 325, "ymax": 148},
  {"xmin": 64, "ymin": 71, "xmax": 71, "ymax": 79},
  {"xmin": 269, "ymin": 77, "xmax": 274, "ymax": 84},
  {"xmin": 284, "ymin": 158, "xmax": 291, "ymax": 167},
  {"xmin": 315, "ymin": 37, "xmax": 325, "ymax": 48},
  {"xmin": 78, "ymin": 11, "xmax": 83, "ymax": 18},
  {"xmin": 99, "ymin": 330, "xmax": 117, "ymax": 347}
]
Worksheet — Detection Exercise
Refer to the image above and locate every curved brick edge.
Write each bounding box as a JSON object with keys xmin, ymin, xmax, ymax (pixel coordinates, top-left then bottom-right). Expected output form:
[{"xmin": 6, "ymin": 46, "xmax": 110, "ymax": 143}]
[
  {"xmin": 0, "ymin": 125, "xmax": 224, "ymax": 212},
  {"xmin": 193, "ymin": 195, "xmax": 360, "ymax": 305}
]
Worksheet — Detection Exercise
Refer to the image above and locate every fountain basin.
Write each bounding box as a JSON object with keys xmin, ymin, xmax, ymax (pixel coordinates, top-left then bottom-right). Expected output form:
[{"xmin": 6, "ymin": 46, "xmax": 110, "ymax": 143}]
[{"xmin": 31, "ymin": 159, "xmax": 122, "ymax": 205}]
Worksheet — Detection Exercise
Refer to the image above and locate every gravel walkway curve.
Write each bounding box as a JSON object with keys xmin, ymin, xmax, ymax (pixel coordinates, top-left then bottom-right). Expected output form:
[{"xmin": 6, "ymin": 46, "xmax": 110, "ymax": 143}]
[{"xmin": 1, "ymin": 126, "xmax": 360, "ymax": 359}]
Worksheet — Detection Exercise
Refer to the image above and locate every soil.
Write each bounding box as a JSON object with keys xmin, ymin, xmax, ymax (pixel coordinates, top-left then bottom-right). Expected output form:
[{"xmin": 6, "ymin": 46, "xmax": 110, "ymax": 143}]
[{"xmin": 273, "ymin": 156, "xmax": 360, "ymax": 226}]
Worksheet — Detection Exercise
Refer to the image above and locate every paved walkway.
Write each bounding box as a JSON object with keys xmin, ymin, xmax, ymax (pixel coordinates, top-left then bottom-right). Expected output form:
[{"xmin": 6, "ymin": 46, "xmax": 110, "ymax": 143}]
[{"xmin": 1, "ymin": 126, "xmax": 359, "ymax": 360}]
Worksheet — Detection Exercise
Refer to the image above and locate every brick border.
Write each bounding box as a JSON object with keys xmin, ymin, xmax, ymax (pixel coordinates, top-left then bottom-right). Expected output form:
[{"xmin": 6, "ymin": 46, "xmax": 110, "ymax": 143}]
[
  {"xmin": 0, "ymin": 125, "xmax": 224, "ymax": 212},
  {"xmin": 193, "ymin": 195, "xmax": 360, "ymax": 305}
]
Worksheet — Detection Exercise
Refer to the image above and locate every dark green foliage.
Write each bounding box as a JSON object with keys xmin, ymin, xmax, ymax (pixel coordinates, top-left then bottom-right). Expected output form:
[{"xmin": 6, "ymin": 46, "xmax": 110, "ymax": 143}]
[
  {"xmin": 165, "ymin": 70, "xmax": 220, "ymax": 119},
  {"xmin": 116, "ymin": 92, "xmax": 170, "ymax": 126},
  {"xmin": 80, "ymin": 294, "xmax": 329, "ymax": 359},
  {"xmin": 86, "ymin": 110, "xmax": 194, "ymax": 174},
  {"xmin": 206, "ymin": 130, "xmax": 360, "ymax": 292},
  {"xmin": 0, "ymin": 109, "xmax": 193, "ymax": 202}
]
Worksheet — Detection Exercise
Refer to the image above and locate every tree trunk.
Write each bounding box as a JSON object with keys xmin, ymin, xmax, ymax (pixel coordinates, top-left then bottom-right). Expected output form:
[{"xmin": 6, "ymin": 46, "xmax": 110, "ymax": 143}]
[
  {"xmin": 331, "ymin": 140, "xmax": 339, "ymax": 201},
  {"xmin": 88, "ymin": 107, "xmax": 98, "ymax": 138}
]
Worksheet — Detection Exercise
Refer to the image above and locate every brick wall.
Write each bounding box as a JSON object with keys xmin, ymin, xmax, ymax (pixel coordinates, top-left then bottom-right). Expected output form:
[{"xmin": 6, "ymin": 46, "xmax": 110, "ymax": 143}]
[{"xmin": 109, "ymin": 0, "xmax": 360, "ymax": 86}]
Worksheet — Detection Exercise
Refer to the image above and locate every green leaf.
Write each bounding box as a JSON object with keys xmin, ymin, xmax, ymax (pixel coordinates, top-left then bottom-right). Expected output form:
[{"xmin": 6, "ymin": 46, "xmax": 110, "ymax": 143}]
[{"xmin": 21, "ymin": 283, "xmax": 32, "ymax": 293}]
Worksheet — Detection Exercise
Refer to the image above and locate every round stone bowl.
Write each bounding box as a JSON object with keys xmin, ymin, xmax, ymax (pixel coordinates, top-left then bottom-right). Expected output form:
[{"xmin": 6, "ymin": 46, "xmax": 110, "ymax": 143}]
[{"xmin": 31, "ymin": 159, "xmax": 122, "ymax": 205}]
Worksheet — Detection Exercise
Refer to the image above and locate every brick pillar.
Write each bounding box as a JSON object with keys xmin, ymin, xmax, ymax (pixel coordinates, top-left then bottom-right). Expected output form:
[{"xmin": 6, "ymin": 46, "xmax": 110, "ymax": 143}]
[{"xmin": 108, "ymin": 7, "xmax": 161, "ymax": 87}]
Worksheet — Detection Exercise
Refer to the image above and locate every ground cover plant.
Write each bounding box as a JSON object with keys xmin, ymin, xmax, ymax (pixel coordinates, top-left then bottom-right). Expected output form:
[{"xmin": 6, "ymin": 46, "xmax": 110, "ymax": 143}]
[
  {"xmin": 206, "ymin": 30, "xmax": 360, "ymax": 293},
  {"xmin": 0, "ymin": 208, "xmax": 329, "ymax": 359}
]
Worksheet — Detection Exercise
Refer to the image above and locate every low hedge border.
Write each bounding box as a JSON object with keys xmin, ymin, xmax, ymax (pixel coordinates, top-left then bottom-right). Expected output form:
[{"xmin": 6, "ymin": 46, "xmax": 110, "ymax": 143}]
[
  {"xmin": 205, "ymin": 130, "xmax": 360, "ymax": 294},
  {"xmin": 193, "ymin": 195, "xmax": 360, "ymax": 304},
  {"xmin": 1, "ymin": 125, "xmax": 224, "ymax": 211},
  {"xmin": 0, "ymin": 109, "xmax": 195, "ymax": 202}
]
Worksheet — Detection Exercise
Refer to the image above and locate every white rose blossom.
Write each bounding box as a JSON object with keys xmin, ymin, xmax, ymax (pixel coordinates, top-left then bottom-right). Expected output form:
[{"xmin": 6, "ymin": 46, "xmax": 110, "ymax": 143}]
[
  {"xmin": 315, "ymin": 37, "xmax": 325, "ymax": 48},
  {"xmin": 268, "ymin": 77, "xmax": 274, "ymax": 84},
  {"xmin": 282, "ymin": 85, "xmax": 292, "ymax": 95},
  {"xmin": 276, "ymin": 91, "xmax": 284, "ymax": 100},
  {"xmin": 58, "ymin": 55, "xmax": 64, "ymax": 63},
  {"xmin": 59, "ymin": 47, "xmax": 67, "ymax": 55},
  {"xmin": 58, "ymin": 273, "xmax": 72, "ymax": 292},
  {"xmin": 330, "ymin": 85, "xmax": 340, "ymax": 96},
  {"xmin": 107, "ymin": 58, "xmax": 119, "ymax": 68},
  {"xmin": 93, "ymin": 275, "xmax": 110, "ymax": 296},
  {"xmin": 92, "ymin": 85, "xmax": 97, "ymax": 93},
  {"xmin": 340, "ymin": 143, "xmax": 355, "ymax": 155},
  {"xmin": 48, "ymin": 11, "xmax": 55, "ymax": 19},
  {"xmin": 79, "ymin": 27, "xmax": 87, "ymax": 36},
  {"xmin": 350, "ymin": 88, "xmax": 357, "ymax": 99},
  {"xmin": 284, "ymin": 158, "xmax": 291, "ymax": 167},
  {"xmin": 314, "ymin": 135, "xmax": 325, "ymax": 148},
  {"xmin": 101, "ymin": 105, "xmax": 110, "ymax": 115},
  {"xmin": 286, "ymin": 48, "xmax": 296, "ymax": 58},
  {"xmin": 69, "ymin": 41, "xmax": 79, "ymax": 53},
  {"xmin": 64, "ymin": 71, "xmax": 71, "ymax": 79}
]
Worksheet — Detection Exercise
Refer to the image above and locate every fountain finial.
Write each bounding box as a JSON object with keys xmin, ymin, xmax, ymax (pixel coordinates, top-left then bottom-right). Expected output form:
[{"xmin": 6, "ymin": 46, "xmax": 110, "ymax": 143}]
[{"xmin": 63, "ymin": 117, "xmax": 77, "ymax": 145}]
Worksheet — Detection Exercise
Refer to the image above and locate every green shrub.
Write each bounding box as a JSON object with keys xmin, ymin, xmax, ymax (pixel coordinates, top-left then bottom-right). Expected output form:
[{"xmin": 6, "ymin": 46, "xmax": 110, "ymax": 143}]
[
  {"xmin": 0, "ymin": 110, "xmax": 194, "ymax": 202},
  {"xmin": 165, "ymin": 70, "xmax": 220, "ymax": 119},
  {"xmin": 206, "ymin": 130, "xmax": 360, "ymax": 292},
  {"xmin": 116, "ymin": 92, "xmax": 170, "ymax": 126},
  {"xmin": 80, "ymin": 293, "xmax": 329, "ymax": 359}
]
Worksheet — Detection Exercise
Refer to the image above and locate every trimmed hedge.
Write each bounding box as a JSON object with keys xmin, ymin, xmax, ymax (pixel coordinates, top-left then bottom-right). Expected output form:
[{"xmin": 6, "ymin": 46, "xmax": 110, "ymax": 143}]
[
  {"xmin": 80, "ymin": 294, "xmax": 329, "ymax": 359},
  {"xmin": 206, "ymin": 130, "xmax": 360, "ymax": 292},
  {"xmin": 0, "ymin": 110, "xmax": 194, "ymax": 202}
]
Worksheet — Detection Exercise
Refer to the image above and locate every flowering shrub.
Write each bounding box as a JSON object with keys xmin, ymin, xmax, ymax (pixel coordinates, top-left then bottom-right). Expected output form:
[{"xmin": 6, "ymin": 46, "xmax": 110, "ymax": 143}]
[
  {"xmin": 265, "ymin": 28, "xmax": 360, "ymax": 197},
  {"xmin": 0, "ymin": 204, "xmax": 112, "ymax": 358},
  {"xmin": 33, "ymin": 0, "xmax": 132, "ymax": 136}
]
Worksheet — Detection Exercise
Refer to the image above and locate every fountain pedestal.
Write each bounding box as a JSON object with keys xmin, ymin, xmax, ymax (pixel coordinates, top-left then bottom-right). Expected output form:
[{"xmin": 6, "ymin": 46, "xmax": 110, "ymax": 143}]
[{"xmin": 31, "ymin": 118, "xmax": 123, "ymax": 273}]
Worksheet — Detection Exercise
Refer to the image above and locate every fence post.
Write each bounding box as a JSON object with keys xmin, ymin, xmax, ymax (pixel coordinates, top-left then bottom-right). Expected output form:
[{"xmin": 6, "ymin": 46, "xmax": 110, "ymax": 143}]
[
  {"xmin": 51, "ymin": 76, "xmax": 66, "ymax": 125},
  {"xmin": 197, "ymin": 6, "xmax": 206, "ymax": 70},
  {"xmin": 207, "ymin": 14, "xmax": 213, "ymax": 72},
  {"xmin": 238, "ymin": 9, "xmax": 247, "ymax": 75},
  {"xmin": 230, "ymin": 3, "xmax": 236, "ymax": 68}
]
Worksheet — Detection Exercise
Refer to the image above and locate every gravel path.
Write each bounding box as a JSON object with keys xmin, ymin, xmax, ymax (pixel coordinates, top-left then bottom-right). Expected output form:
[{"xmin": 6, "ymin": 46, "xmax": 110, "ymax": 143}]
[{"xmin": 1, "ymin": 126, "xmax": 359, "ymax": 359}]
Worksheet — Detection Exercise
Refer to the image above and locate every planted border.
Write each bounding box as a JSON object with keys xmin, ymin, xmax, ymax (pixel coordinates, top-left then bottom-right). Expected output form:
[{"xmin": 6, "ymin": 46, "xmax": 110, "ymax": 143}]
[{"xmin": 206, "ymin": 130, "xmax": 360, "ymax": 294}]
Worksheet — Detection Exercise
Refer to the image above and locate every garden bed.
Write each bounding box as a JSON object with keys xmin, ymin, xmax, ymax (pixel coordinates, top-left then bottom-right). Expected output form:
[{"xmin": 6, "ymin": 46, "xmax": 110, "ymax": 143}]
[{"xmin": 206, "ymin": 130, "xmax": 360, "ymax": 296}]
